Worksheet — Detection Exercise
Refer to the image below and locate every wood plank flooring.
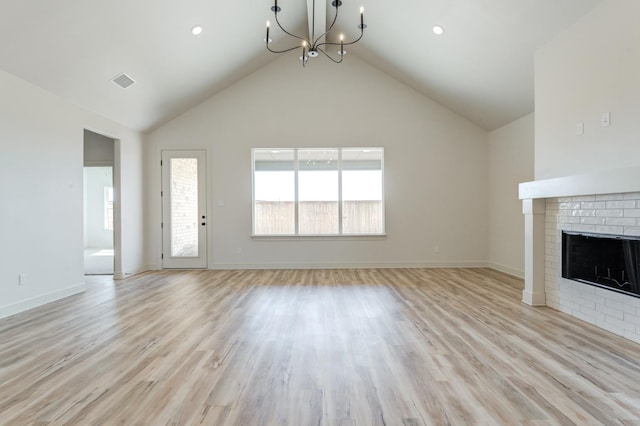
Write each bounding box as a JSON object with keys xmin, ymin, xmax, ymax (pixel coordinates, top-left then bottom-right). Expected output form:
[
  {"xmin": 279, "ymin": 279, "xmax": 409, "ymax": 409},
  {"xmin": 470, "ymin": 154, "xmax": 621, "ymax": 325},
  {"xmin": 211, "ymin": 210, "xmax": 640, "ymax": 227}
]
[{"xmin": 1, "ymin": 268, "xmax": 639, "ymax": 425}]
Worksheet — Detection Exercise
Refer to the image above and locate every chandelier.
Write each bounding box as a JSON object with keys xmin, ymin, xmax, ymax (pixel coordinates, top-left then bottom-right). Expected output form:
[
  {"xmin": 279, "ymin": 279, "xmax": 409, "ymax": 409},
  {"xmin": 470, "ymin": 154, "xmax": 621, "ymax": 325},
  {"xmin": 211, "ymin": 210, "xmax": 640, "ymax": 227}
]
[{"xmin": 265, "ymin": 0, "xmax": 366, "ymax": 67}]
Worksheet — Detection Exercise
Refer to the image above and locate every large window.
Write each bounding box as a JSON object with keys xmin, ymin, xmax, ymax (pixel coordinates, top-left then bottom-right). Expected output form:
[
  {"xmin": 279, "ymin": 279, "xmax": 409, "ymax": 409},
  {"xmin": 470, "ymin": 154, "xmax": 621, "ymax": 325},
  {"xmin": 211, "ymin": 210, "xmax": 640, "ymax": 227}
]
[{"xmin": 253, "ymin": 148, "xmax": 384, "ymax": 236}]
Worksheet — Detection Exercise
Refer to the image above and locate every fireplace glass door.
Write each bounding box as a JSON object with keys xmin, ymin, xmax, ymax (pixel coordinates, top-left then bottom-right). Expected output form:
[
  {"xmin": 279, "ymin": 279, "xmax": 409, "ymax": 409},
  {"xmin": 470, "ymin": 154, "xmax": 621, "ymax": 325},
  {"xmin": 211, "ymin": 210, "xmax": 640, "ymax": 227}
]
[{"xmin": 562, "ymin": 231, "xmax": 640, "ymax": 297}]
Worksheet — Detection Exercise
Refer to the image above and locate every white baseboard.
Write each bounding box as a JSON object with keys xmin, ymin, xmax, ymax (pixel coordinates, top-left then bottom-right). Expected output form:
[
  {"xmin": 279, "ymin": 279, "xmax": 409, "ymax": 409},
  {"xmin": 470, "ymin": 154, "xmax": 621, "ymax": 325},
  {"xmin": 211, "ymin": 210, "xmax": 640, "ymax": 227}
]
[
  {"xmin": 114, "ymin": 264, "xmax": 151, "ymax": 280},
  {"xmin": 487, "ymin": 262, "xmax": 524, "ymax": 279},
  {"xmin": 208, "ymin": 260, "xmax": 490, "ymax": 270},
  {"xmin": 0, "ymin": 282, "xmax": 86, "ymax": 320}
]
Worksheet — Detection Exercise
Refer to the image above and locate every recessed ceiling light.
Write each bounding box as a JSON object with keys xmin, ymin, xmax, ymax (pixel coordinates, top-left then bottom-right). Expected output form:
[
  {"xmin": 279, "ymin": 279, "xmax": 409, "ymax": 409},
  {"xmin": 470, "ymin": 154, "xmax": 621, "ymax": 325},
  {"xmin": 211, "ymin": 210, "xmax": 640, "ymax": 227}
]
[
  {"xmin": 191, "ymin": 25, "xmax": 203, "ymax": 35},
  {"xmin": 433, "ymin": 25, "xmax": 444, "ymax": 35}
]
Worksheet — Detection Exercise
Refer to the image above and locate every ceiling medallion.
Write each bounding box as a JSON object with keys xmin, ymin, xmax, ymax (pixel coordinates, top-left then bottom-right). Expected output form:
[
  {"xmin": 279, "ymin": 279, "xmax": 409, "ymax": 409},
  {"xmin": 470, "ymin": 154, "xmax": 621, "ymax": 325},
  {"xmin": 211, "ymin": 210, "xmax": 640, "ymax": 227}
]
[{"xmin": 265, "ymin": 0, "xmax": 366, "ymax": 67}]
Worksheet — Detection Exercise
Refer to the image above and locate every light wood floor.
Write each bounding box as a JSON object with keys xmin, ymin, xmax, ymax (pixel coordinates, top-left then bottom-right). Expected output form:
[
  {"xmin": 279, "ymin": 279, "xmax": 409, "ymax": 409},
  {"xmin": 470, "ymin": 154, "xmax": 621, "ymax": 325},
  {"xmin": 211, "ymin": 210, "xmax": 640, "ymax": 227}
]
[{"xmin": 1, "ymin": 269, "xmax": 639, "ymax": 425}]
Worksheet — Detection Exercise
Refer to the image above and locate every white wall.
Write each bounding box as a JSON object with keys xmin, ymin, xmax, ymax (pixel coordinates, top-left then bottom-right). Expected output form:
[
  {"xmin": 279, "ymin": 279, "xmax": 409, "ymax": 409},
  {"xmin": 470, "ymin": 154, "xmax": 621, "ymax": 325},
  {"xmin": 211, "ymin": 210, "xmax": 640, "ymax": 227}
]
[
  {"xmin": 488, "ymin": 113, "xmax": 534, "ymax": 277},
  {"xmin": 535, "ymin": 1, "xmax": 640, "ymax": 180},
  {"xmin": 147, "ymin": 55, "xmax": 489, "ymax": 269},
  {"xmin": 0, "ymin": 69, "xmax": 146, "ymax": 319}
]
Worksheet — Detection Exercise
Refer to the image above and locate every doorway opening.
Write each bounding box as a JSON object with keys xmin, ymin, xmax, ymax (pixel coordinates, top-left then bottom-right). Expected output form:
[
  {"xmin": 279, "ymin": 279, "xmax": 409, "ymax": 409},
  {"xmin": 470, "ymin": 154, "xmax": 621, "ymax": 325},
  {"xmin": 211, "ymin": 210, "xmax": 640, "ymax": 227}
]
[
  {"xmin": 83, "ymin": 130, "xmax": 116, "ymax": 275},
  {"xmin": 84, "ymin": 166, "xmax": 114, "ymax": 274}
]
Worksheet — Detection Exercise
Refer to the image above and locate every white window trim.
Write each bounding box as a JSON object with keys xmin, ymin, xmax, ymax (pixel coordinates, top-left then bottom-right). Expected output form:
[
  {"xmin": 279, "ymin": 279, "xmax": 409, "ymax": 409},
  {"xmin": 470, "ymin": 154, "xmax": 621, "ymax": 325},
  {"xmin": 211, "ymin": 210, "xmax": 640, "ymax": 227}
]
[{"xmin": 104, "ymin": 186, "xmax": 114, "ymax": 231}]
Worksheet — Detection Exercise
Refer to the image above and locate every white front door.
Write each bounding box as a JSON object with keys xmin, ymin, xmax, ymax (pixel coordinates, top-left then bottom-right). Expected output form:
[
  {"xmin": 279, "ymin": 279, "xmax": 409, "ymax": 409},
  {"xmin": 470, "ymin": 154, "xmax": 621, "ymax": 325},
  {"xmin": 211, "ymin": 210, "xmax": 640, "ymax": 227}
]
[{"xmin": 161, "ymin": 150, "xmax": 207, "ymax": 268}]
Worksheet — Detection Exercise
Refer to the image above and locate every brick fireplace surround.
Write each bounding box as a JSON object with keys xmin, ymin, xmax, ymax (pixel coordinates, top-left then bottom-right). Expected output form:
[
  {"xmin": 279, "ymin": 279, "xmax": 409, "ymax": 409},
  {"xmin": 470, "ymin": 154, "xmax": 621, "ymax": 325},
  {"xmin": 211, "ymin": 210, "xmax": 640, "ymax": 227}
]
[{"xmin": 520, "ymin": 167, "xmax": 640, "ymax": 345}]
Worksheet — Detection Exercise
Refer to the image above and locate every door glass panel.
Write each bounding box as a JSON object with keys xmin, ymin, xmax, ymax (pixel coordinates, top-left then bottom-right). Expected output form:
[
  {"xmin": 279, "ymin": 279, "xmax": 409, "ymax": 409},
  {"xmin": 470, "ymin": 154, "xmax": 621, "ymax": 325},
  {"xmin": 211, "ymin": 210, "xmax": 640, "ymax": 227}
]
[{"xmin": 170, "ymin": 158, "xmax": 199, "ymax": 257}]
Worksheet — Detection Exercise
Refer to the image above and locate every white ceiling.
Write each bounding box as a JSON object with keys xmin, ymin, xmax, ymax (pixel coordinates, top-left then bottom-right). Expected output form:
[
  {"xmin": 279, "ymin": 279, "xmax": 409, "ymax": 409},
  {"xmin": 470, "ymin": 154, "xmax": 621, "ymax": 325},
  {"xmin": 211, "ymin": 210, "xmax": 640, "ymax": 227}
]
[{"xmin": 0, "ymin": 0, "xmax": 602, "ymax": 133}]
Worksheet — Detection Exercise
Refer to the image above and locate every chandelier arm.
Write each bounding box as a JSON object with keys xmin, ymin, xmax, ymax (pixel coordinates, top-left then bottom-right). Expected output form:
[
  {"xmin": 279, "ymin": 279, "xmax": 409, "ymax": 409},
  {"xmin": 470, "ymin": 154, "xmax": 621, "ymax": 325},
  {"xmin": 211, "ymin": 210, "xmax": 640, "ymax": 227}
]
[
  {"xmin": 311, "ymin": 3, "xmax": 340, "ymax": 47},
  {"xmin": 274, "ymin": 13, "xmax": 308, "ymax": 44},
  {"xmin": 315, "ymin": 29, "xmax": 364, "ymax": 50},
  {"xmin": 342, "ymin": 30, "xmax": 364, "ymax": 46},
  {"xmin": 317, "ymin": 47, "xmax": 343, "ymax": 64},
  {"xmin": 267, "ymin": 44, "xmax": 305, "ymax": 54}
]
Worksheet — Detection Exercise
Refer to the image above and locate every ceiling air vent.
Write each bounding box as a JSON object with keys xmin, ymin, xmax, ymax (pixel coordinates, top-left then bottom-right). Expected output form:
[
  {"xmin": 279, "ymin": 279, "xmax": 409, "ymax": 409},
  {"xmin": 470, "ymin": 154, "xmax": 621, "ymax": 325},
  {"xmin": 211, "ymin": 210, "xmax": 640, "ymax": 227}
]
[{"xmin": 111, "ymin": 73, "xmax": 136, "ymax": 89}]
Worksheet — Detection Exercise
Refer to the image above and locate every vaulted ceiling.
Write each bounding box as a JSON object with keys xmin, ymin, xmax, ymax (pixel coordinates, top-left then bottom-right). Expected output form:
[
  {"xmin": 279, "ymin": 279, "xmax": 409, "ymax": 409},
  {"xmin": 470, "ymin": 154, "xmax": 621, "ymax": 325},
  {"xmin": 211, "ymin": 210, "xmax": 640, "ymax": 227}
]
[{"xmin": 0, "ymin": 0, "xmax": 601, "ymax": 133}]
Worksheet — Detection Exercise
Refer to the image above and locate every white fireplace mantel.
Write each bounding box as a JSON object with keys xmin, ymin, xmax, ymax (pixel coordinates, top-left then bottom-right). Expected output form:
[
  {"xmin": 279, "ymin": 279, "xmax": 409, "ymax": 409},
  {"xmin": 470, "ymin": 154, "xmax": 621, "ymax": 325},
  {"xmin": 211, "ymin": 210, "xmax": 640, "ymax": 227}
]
[
  {"xmin": 519, "ymin": 166, "xmax": 640, "ymax": 200},
  {"xmin": 518, "ymin": 166, "xmax": 640, "ymax": 307}
]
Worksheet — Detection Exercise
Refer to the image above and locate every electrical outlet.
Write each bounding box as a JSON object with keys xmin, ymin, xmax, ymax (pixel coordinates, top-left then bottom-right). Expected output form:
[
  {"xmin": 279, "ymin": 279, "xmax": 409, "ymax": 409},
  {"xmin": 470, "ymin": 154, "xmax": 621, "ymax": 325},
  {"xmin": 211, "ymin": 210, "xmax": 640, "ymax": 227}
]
[
  {"xmin": 576, "ymin": 122, "xmax": 584, "ymax": 136},
  {"xmin": 18, "ymin": 273, "xmax": 26, "ymax": 285},
  {"xmin": 601, "ymin": 112, "xmax": 611, "ymax": 127}
]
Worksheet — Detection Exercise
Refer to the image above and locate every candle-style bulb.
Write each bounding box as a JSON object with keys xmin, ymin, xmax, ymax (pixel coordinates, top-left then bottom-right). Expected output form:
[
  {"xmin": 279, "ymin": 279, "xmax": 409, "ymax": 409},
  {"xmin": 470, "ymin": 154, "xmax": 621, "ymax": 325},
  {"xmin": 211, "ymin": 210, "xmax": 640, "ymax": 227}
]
[
  {"xmin": 265, "ymin": 21, "xmax": 270, "ymax": 45},
  {"xmin": 360, "ymin": 6, "xmax": 364, "ymax": 14},
  {"xmin": 302, "ymin": 41, "xmax": 307, "ymax": 66}
]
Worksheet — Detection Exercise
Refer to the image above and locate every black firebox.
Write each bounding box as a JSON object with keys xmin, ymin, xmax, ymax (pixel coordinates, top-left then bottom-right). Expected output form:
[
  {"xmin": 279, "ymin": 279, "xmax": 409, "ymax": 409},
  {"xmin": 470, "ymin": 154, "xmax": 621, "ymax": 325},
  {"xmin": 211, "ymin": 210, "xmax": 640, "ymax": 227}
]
[{"xmin": 562, "ymin": 231, "xmax": 640, "ymax": 298}]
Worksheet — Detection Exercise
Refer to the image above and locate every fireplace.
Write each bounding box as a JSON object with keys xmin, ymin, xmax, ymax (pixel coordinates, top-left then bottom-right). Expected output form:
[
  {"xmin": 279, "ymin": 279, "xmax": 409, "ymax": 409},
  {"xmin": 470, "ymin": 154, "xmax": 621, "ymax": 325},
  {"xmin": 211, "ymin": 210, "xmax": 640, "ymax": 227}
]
[
  {"xmin": 520, "ymin": 170, "xmax": 640, "ymax": 343},
  {"xmin": 562, "ymin": 231, "xmax": 640, "ymax": 298}
]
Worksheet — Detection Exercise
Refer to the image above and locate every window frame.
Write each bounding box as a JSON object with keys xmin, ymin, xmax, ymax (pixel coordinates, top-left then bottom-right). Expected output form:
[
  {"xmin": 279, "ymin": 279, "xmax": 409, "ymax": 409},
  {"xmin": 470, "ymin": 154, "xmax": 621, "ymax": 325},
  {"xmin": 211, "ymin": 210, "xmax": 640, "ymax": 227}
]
[
  {"xmin": 104, "ymin": 186, "xmax": 114, "ymax": 231},
  {"xmin": 251, "ymin": 147, "xmax": 385, "ymax": 237}
]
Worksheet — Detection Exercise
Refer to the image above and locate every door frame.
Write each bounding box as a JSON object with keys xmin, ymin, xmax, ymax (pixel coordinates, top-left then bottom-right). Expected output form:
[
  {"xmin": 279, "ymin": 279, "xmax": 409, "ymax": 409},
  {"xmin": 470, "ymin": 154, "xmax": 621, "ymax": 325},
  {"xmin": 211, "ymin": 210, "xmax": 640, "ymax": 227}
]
[{"xmin": 161, "ymin": 149, "xmax": 208, "ymax": 269}]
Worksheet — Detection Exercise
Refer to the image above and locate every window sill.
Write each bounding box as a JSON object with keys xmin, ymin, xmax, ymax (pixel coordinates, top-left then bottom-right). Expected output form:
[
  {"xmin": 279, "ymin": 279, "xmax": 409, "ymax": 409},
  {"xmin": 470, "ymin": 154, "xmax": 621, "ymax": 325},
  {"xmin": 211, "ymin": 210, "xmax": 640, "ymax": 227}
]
[{"xmin": 251, "ymin": 234, "xmax": 387, "ymax": 242}]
